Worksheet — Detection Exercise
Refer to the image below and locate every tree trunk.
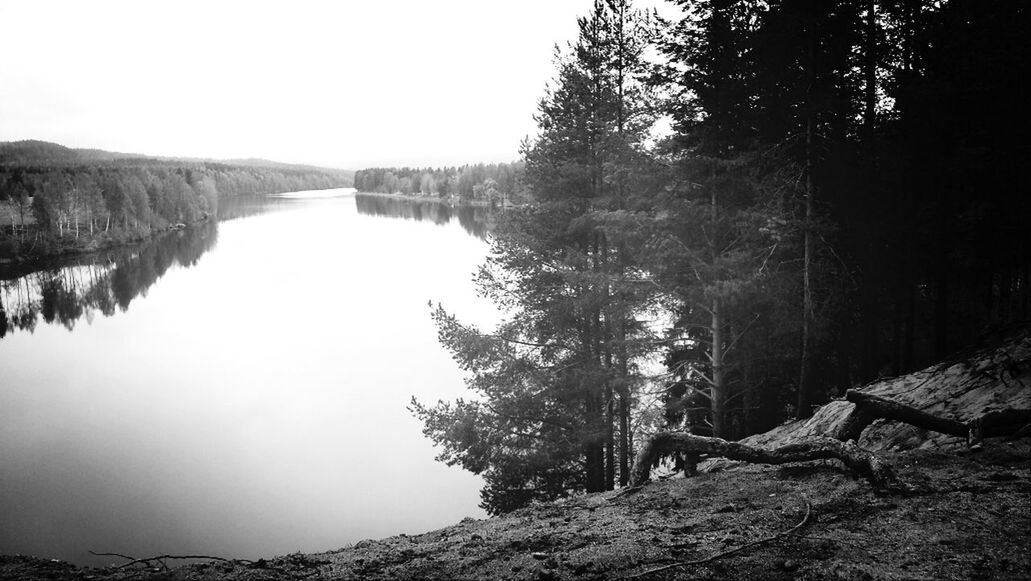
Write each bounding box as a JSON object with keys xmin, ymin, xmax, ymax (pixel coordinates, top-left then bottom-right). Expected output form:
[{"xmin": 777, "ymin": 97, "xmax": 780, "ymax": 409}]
[
  {"xmin": 602, "ymin": 237, "xmax": 615, "ymax": 491},
  {"xmin": 712, "ymin": 297, "xmax": 726, "ymax": 438},
  {"xmin": 709, "ymin": 178, "xmax": 727, "ymax": 439},
  {"xmin": 605, "ymin": 380, "xmax": 615, "ymax": 491},
  {"xmin": 797, "ymin": 0, "xmax": 817, "ymax": 419},
  {"xmin": 619, "ymin": 381, "xmax": 631, "ymax": 486}
]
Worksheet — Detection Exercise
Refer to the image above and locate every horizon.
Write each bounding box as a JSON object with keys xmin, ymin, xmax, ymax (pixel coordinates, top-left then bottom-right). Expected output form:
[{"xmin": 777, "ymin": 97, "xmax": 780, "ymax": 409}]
[
  {"xmin": 0, "ymin": 137, "xmax": 529, "ymax": 172},
  {"xmin": 0, "ymin": 1, "xmax": 674, "ymax": 170}
]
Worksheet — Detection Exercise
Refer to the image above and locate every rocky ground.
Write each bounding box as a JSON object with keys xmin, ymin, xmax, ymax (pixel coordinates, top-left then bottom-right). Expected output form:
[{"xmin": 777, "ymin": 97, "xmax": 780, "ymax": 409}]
[{"xmin": 4, "ymin": 331, "xmax": 1029, "ymax": 580}]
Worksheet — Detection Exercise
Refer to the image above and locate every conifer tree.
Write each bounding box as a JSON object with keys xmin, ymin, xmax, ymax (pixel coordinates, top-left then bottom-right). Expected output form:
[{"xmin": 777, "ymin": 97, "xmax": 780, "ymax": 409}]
[{"xmin": 413, "ymin": 0, "xmax": 659, "ymax": 511}]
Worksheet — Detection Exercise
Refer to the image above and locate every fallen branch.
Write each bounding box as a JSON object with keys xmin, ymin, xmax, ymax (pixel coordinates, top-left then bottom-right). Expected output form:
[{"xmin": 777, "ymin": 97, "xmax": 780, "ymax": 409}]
[
  {"xmin": 838, "ymin": 390, "xmax": 967, "ymax": 441},
  {"xmin": 631, "ymin": 498, "xmax": 811, "ymax": 577},
  {"xmin": 837, "ymin": 390, "xmax": 1031, "ymax": 444},
  {"xmin": 629, "ymin": 432, "xmax": 910, "ymax": 492},
  {"xmin": 89, "ymin": 550, "xmax": 253, "ymax": 570}
]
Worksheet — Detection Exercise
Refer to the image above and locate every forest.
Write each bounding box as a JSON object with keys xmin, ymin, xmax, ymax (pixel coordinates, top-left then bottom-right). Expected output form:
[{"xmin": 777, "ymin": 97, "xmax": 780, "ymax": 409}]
[
  {"xmin": 0, "ymin": 140, "xmax": 353, "ymax": 257},
  {"xmin": 412, "ymin": 0, "xmax": 1030, "ymax": 514},
  {"xmin": 353, "ymin": 162, "xmax": 526, "ymax": 205}
]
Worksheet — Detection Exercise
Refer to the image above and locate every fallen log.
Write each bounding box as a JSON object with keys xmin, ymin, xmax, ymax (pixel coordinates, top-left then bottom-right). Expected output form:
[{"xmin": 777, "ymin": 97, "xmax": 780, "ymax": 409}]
[
  {"xmin": 629, "ymin": 432, "xmax": 911, "ymax": 492},
  {"xmin": 838, "ymin": 390, "xmax": 968, "ymax": 441},
  {"xmin": 837, "ymin": 390, "xmax": 1031, "ymax": 445}
]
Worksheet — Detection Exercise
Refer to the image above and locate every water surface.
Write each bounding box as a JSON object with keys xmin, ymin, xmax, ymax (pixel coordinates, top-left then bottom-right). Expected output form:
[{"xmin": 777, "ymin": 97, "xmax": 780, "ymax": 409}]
[{"xmin": 0, "ymin": 189, "xmax": 496, "ymax": 565}]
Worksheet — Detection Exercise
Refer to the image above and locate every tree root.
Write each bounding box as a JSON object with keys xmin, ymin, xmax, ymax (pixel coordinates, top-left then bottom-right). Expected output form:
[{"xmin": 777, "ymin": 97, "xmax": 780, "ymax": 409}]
[
  {"xmin": 630, "ymin": 498, "xmax": 812, "ymax": 577},
  {"xmin": 629, "ymin": 433, "xmax": 912, "ymax": 492}
]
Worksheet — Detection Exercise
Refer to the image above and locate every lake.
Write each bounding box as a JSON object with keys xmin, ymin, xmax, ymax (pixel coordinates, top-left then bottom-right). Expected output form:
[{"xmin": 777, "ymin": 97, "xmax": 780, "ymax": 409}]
[{"xmin": 0, "ymin": 189, "xmax": 498, "ymax": 565}]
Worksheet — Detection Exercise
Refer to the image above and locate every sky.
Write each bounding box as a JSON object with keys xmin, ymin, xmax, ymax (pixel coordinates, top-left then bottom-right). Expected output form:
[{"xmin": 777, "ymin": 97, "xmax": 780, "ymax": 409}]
[{"xmin": 0, "ymin": 0, "xmax": 672, "ymax": 169}]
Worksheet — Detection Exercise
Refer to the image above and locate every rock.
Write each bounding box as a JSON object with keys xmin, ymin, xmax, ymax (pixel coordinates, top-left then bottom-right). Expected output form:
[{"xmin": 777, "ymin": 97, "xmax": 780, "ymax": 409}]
[{"xmin": 531, "ymin": 552, "xmax": 548, "ymax": 560}]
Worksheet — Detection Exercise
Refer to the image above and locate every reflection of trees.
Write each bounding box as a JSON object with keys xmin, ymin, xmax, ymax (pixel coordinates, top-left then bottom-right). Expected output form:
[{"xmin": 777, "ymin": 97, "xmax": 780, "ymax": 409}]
[
  {"xmin": 217, "ymin": 194, "xmax": 290, "ymax": 222},
  {"xmin": 354, "ymin": 194, "xmax": 489, "ymax": 239},
  {"xmin": 0, "ymin": 220, "xmax": 217, "ymax": 338}
]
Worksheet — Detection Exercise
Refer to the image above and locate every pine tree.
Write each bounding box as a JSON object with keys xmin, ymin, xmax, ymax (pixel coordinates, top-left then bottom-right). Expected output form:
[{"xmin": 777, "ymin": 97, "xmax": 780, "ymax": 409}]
[{"xmin": 412, "ymin": 0, "xmax": 660, "ymax": 512}]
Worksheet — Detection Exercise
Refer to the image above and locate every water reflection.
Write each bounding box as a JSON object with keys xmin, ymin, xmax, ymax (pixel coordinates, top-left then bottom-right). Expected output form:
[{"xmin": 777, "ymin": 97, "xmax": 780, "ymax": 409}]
[
  {"xmin": 0, "ymin": 193, "xmax": 323, "ymax": 340},
  {"xmin": 0, "ymin": 221, "xmax": 218, "ymax": 340},
  {"xmin": 218, "ymin": 193, "xmax": 294, "ymax": 222},
  {"xmin": 355, "ymin": 194, "xmax": 491, "ymax": 239},
  {"xmin": 0, "ymin": 193, "xmax": 492, "ymax": 342}
]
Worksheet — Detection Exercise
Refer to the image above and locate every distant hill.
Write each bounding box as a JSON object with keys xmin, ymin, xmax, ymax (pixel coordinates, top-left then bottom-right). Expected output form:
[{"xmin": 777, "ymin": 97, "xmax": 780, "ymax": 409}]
[
  {"xmin": 0, "ymin": 140, "xmax": 354, "ymax": 179},
  {"xmin": 0, "ymin": 140, "xmax": 141, "ymax": 164}
]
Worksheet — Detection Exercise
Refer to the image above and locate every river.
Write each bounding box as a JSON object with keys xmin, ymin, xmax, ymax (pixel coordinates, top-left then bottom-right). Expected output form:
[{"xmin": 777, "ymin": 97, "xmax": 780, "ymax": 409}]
[{"xmin": 0, "ymin": 188, "xmax": 497, "ymax": 565}]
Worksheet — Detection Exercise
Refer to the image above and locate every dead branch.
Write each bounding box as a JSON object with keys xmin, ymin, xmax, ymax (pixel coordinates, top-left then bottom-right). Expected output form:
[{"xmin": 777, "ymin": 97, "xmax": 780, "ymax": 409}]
[
  {"xmin": 631, "ymin": 498, "xmax": 812, "ymax": 577},
  {"xmin": 838, "ymin": 390, "xmax": 968, "ymax": 441},
  {"xmin": 837, "ymin": 390, "xmax": 1031, "ymax": 444},
  {"xmin": 629, "ymin": 432, "xmax": 910, "ymax": 492}
]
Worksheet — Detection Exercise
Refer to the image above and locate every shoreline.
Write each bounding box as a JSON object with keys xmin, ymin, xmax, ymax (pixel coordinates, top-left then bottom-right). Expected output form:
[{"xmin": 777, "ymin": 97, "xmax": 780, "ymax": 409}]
[
  {"xmin": 0, "ymin": 218, "xmax": 208, "ymax": 279},
  {"xmin": 0, "ymin": 186, "xmax": 351, "ymax": 276},
  {"xmin": 354, "ymin": 190, "xmax": 494, "ymax": 207}
]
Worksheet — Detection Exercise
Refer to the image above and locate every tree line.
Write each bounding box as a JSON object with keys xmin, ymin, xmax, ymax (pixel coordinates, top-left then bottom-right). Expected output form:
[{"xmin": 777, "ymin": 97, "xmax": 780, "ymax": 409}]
[
  {"xmin": 353, "ymin": 162, "xmax": 527, "ymax": 205},
  {"xmin": 413, "ymin": 0, "xmax": 1030, "ymax": 514},
  {"xmin": 0, "ymin": 141, "xmax": 353, "ymax": 248}
]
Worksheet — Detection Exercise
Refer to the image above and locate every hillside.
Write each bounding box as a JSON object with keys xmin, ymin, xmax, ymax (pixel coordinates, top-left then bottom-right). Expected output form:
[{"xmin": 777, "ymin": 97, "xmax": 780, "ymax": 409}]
[
  {"xmin": 2, "ymin": 329, "xmax": 1028, "ymax": 581},
  {"xmin": 0, "ymin": 140, "xmax": 353, "ymax": 177},
  {"xmin": 0, "ymin": 140, "xmax": 354, "ymax": 266}
]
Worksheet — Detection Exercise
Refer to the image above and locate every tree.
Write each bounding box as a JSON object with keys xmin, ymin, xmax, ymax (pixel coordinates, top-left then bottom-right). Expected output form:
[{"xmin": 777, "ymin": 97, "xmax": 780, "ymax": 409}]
[{"xmin": 414, "ymin": 0, "xmax": 660, "ymax": 511}]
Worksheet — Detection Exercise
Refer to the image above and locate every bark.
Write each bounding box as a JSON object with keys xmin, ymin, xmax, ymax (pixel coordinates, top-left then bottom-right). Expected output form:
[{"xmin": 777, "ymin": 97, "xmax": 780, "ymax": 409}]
[
  {"xmin": 712, "ymin": 297, "xmax": 726, "ymax": 437},
  {"xmin": 710, "ymin": 182, "xmax": 727, "ymax": 438},
  {"xmin": 619, "ymin": 383, "xmax": 631, "ymax": 486},
  {"xmin": 630, "ymin": 432, "xmax": 909, "ymax": 492},
  {"xmin": 605, "ymin": 381, "xmax": 616, "ymax": 491},
  {"xmin": 797, "ymin": 0, "xmax": 817, "ymax": 419}
]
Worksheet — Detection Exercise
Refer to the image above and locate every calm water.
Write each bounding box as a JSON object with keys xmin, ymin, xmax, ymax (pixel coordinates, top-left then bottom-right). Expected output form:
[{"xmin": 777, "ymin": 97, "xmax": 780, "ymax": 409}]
[{"xmin": 0, "ymin": 189, "xmax": 497, "ymax": 565}]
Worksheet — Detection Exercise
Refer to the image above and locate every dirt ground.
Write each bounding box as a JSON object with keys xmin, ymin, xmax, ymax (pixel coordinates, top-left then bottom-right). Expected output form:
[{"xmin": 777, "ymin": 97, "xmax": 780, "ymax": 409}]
[{"xmin": 3, "ymin": 438, "xmax": 1028, "ymax": 581}]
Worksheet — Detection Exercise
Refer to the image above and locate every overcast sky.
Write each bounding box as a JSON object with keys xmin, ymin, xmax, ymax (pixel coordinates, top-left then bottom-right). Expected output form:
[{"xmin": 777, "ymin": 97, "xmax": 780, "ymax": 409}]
[{"xmin": 0, "ymin": 1, "xmax": 673, "ymax": 169}]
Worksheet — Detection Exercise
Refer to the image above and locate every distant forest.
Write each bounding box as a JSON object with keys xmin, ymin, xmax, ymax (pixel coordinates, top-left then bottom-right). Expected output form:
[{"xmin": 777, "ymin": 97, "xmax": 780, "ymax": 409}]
[
  {"xmin": 413, "ymin": 0, "xmax": 1030, "ymax": 514},
  {"xmin": 353, "ymin": 162, "xmax": 526, "ymax": 205},
  {"xmin": 0, "ymin": 140, "xmax": 353, "ymax": 249}
]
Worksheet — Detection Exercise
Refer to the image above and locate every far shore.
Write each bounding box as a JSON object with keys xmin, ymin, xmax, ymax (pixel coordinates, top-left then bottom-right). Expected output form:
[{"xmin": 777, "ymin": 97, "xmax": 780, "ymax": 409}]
[
  {"xmin": 0, "ymin": 218, "xmax": 209, "ymax": 279},
  {"xmin": 354, "ymin": 190, "xmax": 498, "ymax": 207}
]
